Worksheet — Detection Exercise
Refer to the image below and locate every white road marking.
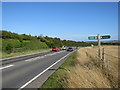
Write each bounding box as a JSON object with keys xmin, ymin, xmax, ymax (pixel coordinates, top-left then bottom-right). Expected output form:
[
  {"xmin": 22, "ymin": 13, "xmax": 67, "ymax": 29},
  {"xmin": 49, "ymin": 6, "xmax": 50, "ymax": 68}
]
[
  {"xmin": 18, "ymin": 52, "xmax": 73, "ymax": 90},
  {"xmin": 25, "ymin": 56, "xmax": 42, "ymax": 61},
  {"xmin": 0, "ymin": 65, "xmax": 14, "ymax": 70},
  {"xmin": 25, "ymin": 51, "xmax": 65, "ymax": 62}
]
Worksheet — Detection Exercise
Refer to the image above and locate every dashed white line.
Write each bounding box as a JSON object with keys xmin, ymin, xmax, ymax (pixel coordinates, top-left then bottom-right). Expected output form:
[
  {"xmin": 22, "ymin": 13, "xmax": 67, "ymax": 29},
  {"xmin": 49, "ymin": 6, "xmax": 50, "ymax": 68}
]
[
  {"xmin": 25, "ymin": 51, "xmax": 65, "ymax": 62},
  {"xmin": 0, "ymin": 65, "xmax": 14, "ymax": 70},
  {"xmin": 25, "ymin": 56, "xmax": 42, "ymax": 61},
  {"xmin": 18, "ymin": 52, "xmax": 73, "ymax": 90}
]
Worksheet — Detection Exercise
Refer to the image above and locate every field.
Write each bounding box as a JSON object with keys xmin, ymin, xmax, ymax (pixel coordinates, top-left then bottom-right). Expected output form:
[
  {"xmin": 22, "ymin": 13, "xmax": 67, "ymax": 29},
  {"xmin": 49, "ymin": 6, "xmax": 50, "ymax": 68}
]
[{"xmin": 41, "ymin": 45, "xmax": 119, "ymax": 88}]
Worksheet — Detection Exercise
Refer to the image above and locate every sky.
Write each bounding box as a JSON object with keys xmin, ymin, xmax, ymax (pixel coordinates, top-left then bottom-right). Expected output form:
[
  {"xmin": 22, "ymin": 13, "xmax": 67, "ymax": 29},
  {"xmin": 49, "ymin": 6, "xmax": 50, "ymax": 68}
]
[{"xmin": 2, "ymin": 2, "xmax": 118, "ymax": 41}]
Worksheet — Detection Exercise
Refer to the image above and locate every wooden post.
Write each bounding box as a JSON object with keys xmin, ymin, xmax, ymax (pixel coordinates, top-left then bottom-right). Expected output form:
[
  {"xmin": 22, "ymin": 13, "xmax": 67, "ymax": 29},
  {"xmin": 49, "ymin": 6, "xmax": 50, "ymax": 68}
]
[
  {"xmin": 102, "ymin": 48, "xmax": 104, "ymax": 68},
  {"xmin": 102, "ymin": 48, "xmax": 104, "ymax": 61},
  {"xmin": 97, "ymin": 34, "xmax": 101, "ymax": 65}
]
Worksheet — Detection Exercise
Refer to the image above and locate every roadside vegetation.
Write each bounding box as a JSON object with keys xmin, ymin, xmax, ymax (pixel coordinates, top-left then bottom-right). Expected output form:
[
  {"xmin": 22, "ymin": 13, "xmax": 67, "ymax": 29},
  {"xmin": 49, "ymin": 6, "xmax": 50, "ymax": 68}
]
[
  {"xmin": 1, "ymin": 30, "xmax": 119, "ymax": 59},
  {"xmin": 0, "ymin": 30, "xmax": 91, "ymax": 58},
  {"xmin": 41, "ymin": 45, "xmax": 119, "ymax": 88},
  {"xmin": 2, "ymin": 48, "xmax": 51, "ymax": 59},
  {"xmin": 41, "ymin": 51, "xmax": 77, "ymax": 88}
]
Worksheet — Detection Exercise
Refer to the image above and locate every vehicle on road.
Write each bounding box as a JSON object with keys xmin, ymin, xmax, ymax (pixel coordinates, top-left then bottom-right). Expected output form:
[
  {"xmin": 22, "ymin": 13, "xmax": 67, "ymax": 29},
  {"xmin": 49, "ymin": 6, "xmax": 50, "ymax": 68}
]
[
  {"xmin": 67, "ymin": 47, "xmax": 74, "ymax": 51},
  {"xmin": 61, "ymin": 46, "xmax": 67, "ymax": 50},
  {"xmin": 76, "ymin": 46, "xmax": 79, "ymax": 49},
  {"xmin": 52, "ymin": 47, "xmax": 60, "ymax": 51}
]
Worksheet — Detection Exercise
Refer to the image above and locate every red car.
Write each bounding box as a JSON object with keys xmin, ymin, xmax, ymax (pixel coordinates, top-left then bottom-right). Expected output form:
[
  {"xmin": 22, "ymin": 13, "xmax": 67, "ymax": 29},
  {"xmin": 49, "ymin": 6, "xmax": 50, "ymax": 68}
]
[{"xmin": 52, "ymin": 47, "xmax": 60, "ymax": 51}]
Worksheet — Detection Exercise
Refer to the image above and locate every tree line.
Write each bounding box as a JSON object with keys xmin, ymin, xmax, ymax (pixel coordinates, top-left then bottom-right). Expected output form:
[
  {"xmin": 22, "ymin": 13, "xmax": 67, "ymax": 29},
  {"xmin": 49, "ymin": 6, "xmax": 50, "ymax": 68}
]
[
  {"xmin": 0, "ymin": 30, "xmax": 91, "ymax": 54},
  {"xmin": 1, "ymin": 30, "xmax": 119, "ymax": 54}
]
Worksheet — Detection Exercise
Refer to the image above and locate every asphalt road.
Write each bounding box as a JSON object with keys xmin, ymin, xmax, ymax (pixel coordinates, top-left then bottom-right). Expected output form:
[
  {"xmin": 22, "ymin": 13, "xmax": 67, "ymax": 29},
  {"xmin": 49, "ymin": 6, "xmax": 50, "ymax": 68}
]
[
  {"xmin": 1, "ymin": 51, "xmax": 52, "ymax": 65},
  {"xmin": 1, "ymin": 50, "xmax": 75, "ymax": 89}
]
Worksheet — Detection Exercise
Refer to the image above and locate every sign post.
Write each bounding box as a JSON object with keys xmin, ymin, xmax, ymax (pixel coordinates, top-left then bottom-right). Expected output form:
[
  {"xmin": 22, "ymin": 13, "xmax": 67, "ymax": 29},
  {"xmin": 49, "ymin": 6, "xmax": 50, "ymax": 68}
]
[
  {"xmin": 88, "ymin": 34, "xmax": 111, "ymax": 66},
  {"xmin": 97, "ymin": 34, "xmax": 101, "ymax": 64}
]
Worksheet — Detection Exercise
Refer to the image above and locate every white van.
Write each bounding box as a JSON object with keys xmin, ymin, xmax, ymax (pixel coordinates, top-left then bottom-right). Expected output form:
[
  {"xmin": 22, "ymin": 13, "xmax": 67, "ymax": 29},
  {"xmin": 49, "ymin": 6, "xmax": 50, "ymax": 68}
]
[{"xmin": 61, "ymin": 46, "xmax": 67, "ymax": 50}]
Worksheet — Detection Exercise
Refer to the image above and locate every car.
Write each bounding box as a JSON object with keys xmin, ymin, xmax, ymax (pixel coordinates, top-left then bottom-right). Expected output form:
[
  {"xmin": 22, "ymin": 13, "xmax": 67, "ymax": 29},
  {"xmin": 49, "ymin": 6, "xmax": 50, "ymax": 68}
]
[
  {"xmin": 52, "ymin": 47, "xmax": 60, "ymax": 51},
  {"xmin": 67, "ymin": 47, "xmax": 74, "ymax": 51},
  {"xmin": 76, "ymin": 46, "xmax": 79, "ymax": 49},
  {"xmin": 61, "ymin": 46, "xmax": 67, "ymax": 50}
]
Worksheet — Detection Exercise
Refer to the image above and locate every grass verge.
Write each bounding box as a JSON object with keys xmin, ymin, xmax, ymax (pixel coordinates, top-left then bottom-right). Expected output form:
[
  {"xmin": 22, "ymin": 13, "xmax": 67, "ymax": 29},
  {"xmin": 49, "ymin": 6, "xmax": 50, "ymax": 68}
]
[
  {"xmin": 1, "ymin": 48, "xmax": 51, "ymax": 59},
  {"xmin": 41, "ymin": 51, "xmax": 77, "ymax": 88},
  {"xmin": 41, "ymin": 45, "xmax": 118, "ymax": 88}
]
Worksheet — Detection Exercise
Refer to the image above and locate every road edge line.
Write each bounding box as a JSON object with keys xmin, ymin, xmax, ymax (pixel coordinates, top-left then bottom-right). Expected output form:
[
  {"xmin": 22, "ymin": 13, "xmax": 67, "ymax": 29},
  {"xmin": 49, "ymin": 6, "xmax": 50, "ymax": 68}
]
[{"xmin": 18, "ymin": 51, "xmax": 73, "ymax": 90}]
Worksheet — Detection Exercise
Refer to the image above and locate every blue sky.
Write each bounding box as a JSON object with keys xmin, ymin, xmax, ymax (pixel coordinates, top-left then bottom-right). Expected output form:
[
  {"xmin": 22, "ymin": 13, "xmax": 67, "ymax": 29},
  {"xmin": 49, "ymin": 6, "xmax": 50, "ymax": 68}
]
[{"xmin": 2, "ymin": 2, "xmax": 118, "ymax": 41}]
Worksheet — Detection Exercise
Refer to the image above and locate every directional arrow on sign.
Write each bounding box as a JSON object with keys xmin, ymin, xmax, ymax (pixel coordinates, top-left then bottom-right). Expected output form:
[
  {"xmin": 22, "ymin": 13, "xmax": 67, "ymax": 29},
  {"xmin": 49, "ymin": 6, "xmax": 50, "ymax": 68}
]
[
  {"xmin": 88, "ymin": 34, "xmax": 111, "ymax": 65},
  {"xmin": 100, "ymin": 35, "xmax": 111, "ymax": 39},
  {"xmin": 88, "ymin": 35, "xmax": 111, "ymax": 40}
]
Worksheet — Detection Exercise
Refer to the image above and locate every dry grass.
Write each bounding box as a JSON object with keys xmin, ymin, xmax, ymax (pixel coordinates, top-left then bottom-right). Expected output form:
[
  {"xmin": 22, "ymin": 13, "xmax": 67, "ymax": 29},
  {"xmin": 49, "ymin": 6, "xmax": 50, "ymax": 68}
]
[
  {"xmin": 102, "ymin": 45, "xmax": 119, "ymax": 87},
  {"xmin": 63, "ymin": 45, "xmax": 119, "ymax": 88},
  {"xmin": 63, "ymin": 66, "xmax": 111, "ymax": 88}
]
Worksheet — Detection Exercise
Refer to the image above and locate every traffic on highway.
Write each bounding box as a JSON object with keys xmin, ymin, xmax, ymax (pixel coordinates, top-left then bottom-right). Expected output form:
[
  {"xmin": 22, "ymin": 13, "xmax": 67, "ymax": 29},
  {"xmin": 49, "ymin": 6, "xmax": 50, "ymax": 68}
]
[
  {"xmin": 1, "ymin": 1, "xmax": 118, "ymax": 89},
  {"xmin": 1, "ymin": 46, "xmax": 79, "ymax": 89},
  {"xmin": 52, "ymin": 46, "xmax": 76, "ymax": 52}
]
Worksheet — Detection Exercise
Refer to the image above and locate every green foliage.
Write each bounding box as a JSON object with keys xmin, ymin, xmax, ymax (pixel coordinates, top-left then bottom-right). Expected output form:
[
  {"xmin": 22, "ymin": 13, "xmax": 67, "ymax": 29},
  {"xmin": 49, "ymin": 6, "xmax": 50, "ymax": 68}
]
[
  {"xmin": 2, "ymin": 39, "xmax": 21, "ymax": 52},
  {"xmin": 1, "ymin": 30, "xmax": 36, "ymax": 40},
  {"xmin": 5, "ymin": 43, "xmax": 13, "ymax": 54},
  {"xmin": 51, "ymin": 37, "xmax": 63, "ymax": 47},
  {"xmin": 22, "ymin": 40, "xmax": 48, "ymax": 50},
  {"xmin": 2, "ymin": 39, "xmax": 48, "ymax": 54},
  {"xmin": 1, "ymin": 30, "xmax": 92, "ymax": 49},
  {"xmin": 1, "ymin": 30, "xmax": 94, "ymax": 54},
  {"xmin": 0, "ymin": 38, "xmax": 2, "ymax": 51}
]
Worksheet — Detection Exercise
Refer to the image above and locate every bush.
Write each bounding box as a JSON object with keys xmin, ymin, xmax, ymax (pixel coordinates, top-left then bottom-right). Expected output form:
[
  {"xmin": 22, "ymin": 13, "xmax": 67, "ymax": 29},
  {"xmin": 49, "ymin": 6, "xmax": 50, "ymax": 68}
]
[
  {"xmin": 5, "ymin": 43, "xmax": 13, "ymax": 54},
  {"xmin": 22, "ymin": 40, "xmax": 48, "ymax": 50},
  {"xmin": 2, "ymin": 39, "xmax": 48, "ymax": 53},
  {"xmin": 2, "ymin": 39, "xmax": 21, "ymax": 52}
]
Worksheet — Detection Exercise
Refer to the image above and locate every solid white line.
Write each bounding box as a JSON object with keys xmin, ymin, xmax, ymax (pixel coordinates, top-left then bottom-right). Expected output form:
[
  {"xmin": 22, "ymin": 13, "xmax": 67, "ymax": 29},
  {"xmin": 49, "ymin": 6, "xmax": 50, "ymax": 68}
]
[
  {"xmin": 18, "ymin": 52, "xmax": 73, "ymax": 90},
  {"xmin": 0, "ymin": 65, "xmax": 14, "ymax": 70}
]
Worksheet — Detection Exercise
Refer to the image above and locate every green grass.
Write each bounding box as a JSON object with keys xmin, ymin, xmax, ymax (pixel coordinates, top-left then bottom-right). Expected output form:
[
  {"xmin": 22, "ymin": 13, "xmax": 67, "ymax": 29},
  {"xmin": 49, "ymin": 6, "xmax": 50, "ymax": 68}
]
[
  {"xmin": 41, "ymin": 51, "xmax": 77, "ymax": 88},
  {"xmin": 1, "ymin": 48, "xmax": 51, "ymax": 59}
]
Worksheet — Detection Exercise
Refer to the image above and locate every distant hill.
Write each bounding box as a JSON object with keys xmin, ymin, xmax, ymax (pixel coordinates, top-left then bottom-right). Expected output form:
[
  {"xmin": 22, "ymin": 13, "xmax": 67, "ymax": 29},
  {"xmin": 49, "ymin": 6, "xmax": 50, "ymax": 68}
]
[
  {"xmin": 102, "ymin": 40, "xmax": 120, "ymax": 43},
  {"xmin": 86, "ymin": 40, "xmax": 120, "ymax": 46}
]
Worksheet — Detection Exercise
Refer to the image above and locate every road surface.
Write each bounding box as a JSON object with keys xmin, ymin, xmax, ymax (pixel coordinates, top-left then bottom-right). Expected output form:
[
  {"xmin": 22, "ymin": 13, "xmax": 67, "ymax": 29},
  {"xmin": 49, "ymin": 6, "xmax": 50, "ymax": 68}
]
[{"xmin": 1, "ymin": 50, "xmax": 76, "ymax": 89}]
